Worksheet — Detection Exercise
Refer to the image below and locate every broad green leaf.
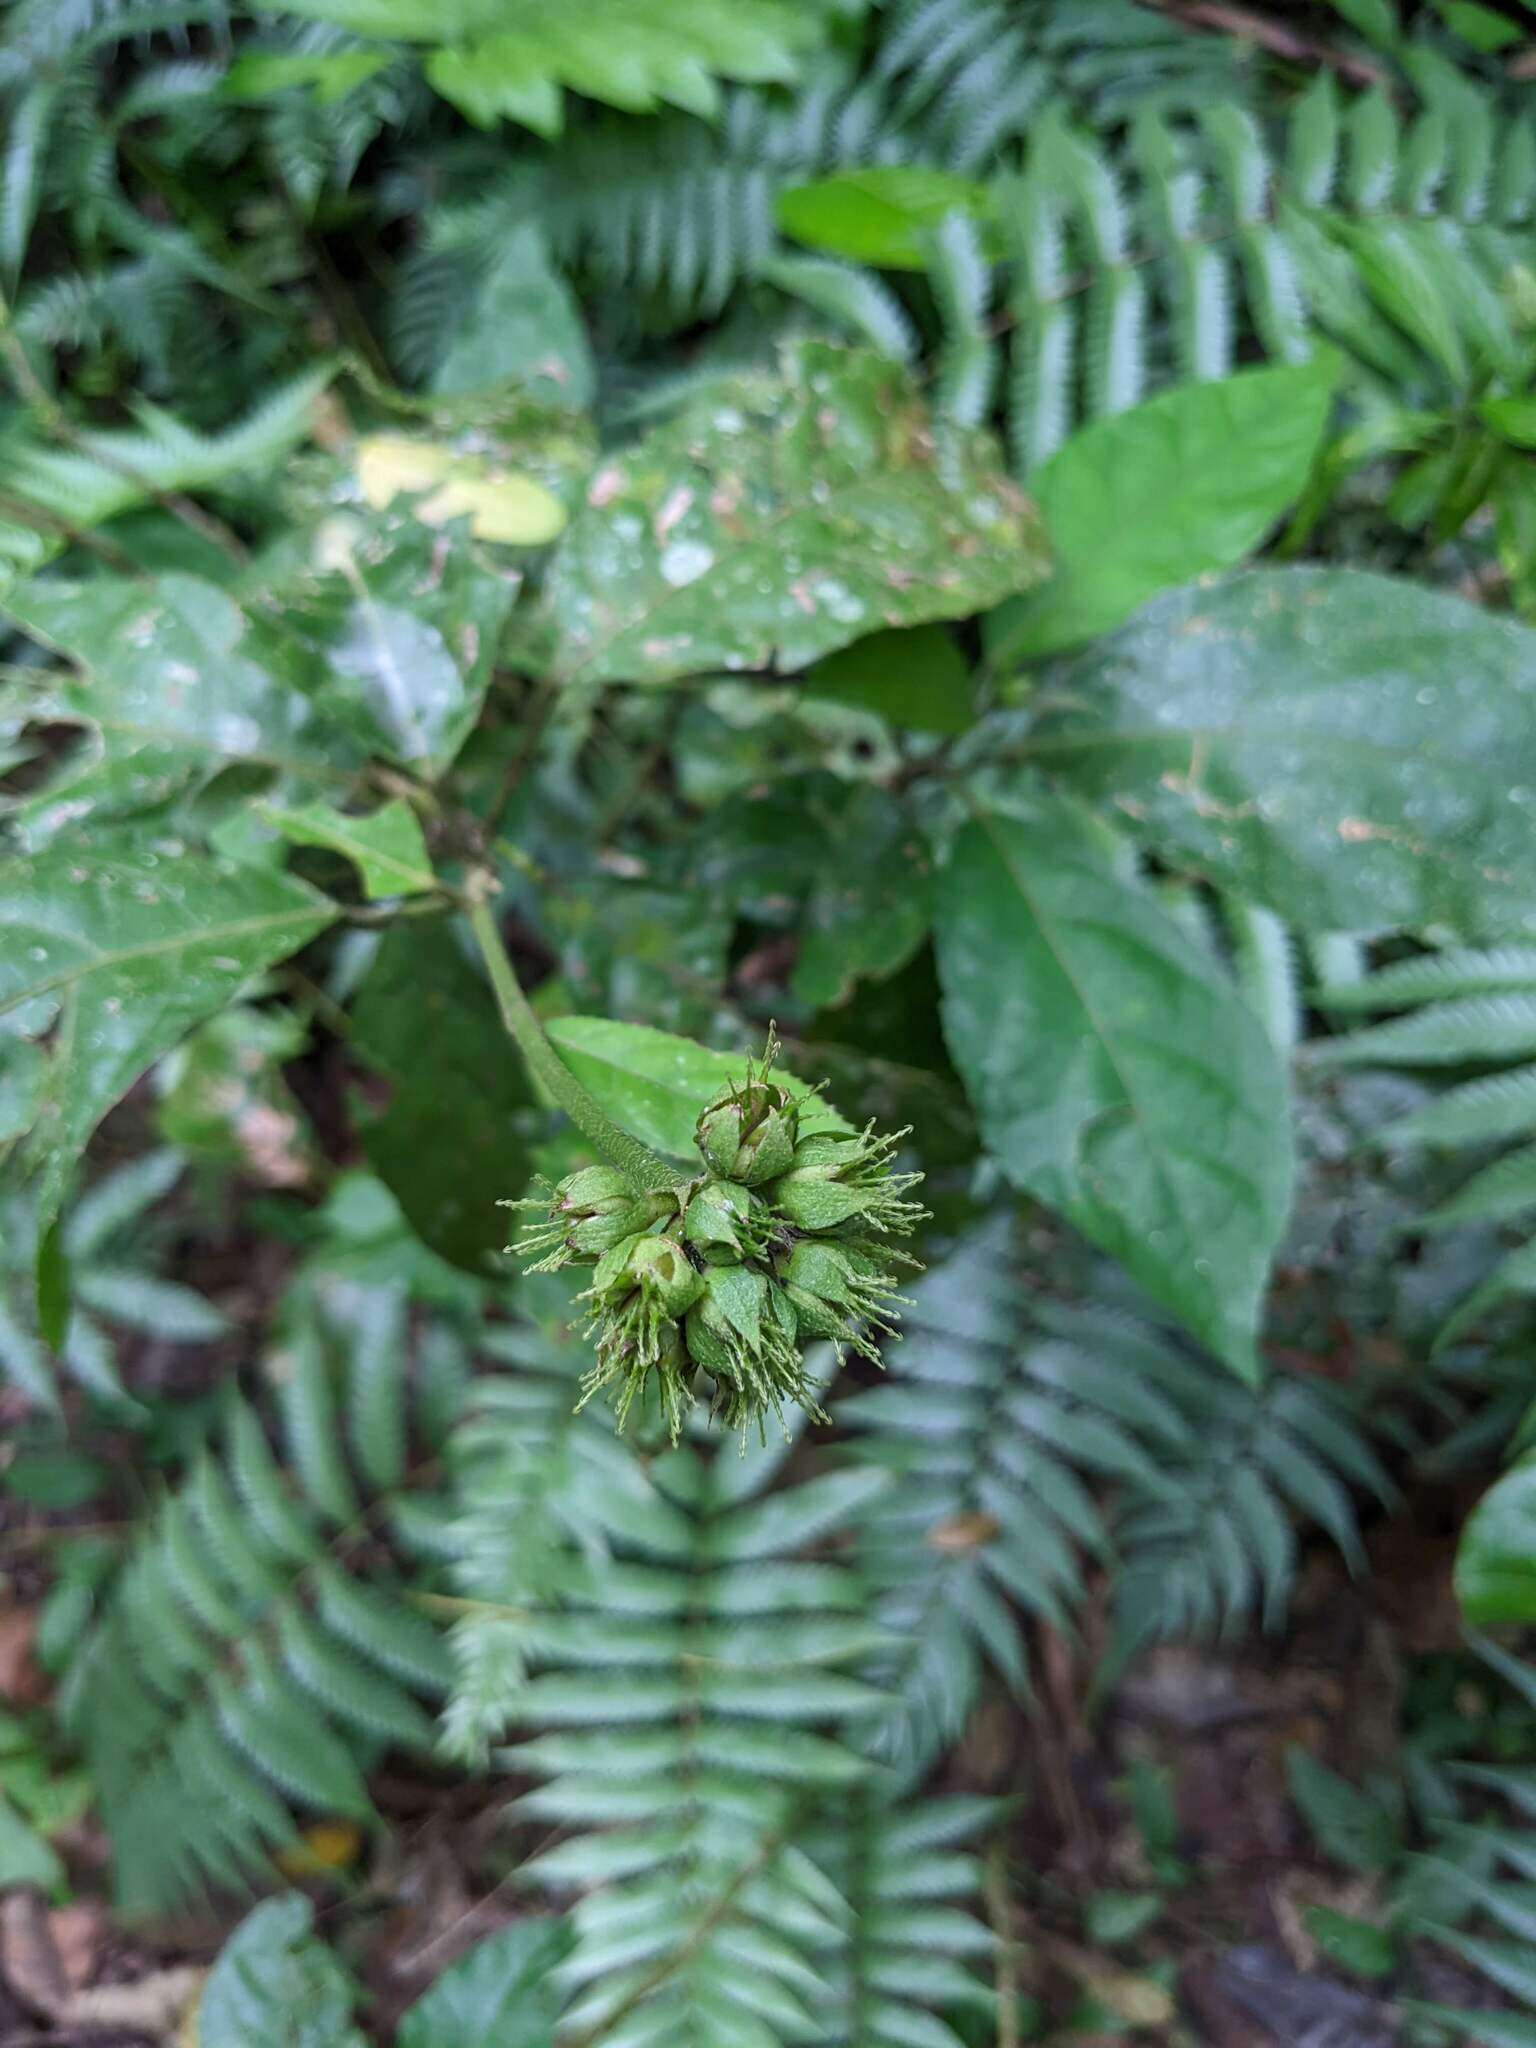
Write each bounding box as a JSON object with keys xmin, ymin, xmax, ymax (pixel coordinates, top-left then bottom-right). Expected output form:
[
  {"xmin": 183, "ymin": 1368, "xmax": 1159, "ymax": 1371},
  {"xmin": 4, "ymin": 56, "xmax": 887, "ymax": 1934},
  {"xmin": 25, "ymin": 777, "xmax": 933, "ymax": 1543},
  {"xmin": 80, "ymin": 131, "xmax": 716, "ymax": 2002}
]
[
  {"xmin": 987, "ymin": 357, "xmax": 1338, "ymax": 662},
  {"xmin": 1456, "ymin": 1459, "xmax": 1536, "ymax": 1625},
  {"xmin": 260, "ymin": 799, "xmax": 436, "ymax": 900},
  {"xmin": 777, "ymin": 167, "xmax": 992, "ymax": 270},
  {"xmin": 258, "ymin": 0, "xmax": 817, "ymax": 134},
  {"xmin": 431, "ymin": 224, "xmax": 594, "ymax": 411},
  {"xmin": 197, "ymin": 1895, "xmax": 365, "ymax": 2048},
  {"xmin": 288, "ymin": 513, "xmax": 519, "ymax": 774},
  {"xmin": 1, "ymin": 847, "xmax": 334, "ymax": 1249},
  {"xmin": 541, "ymin": 341, "xmax": 1047, "ymax": 687},
  {"xmin": 0, "ymin": 1790, "xmax": 63, "ymax": 1892},
  {"xmin": 5, "ymin": 572, "xmax": 362, "ymax": 792},
  {"xmin": 801, "ymin": 625, "xmax": 973, "ymax": 735},
  {"xmin": 934, "ymin": 805, "xmax": 1293, "ymax": 1380},
  {"xmin": 545, "ymin": 1016, "xmax": 851, "ymax": 1161},
  {"xmin": 349, "ymin": 921, "xmax": 535, "ymax": 1272},
  {"xmin": 397, "ymin": 1918, "xmax": 574, "ymax": 2048},
  {"xmin": 356, "ymin": 434, "xmax": 567, "ymax": 545},
  {"xmin": 1030, "ymin": 568, "xmax": 1536, "ymax": 936}
]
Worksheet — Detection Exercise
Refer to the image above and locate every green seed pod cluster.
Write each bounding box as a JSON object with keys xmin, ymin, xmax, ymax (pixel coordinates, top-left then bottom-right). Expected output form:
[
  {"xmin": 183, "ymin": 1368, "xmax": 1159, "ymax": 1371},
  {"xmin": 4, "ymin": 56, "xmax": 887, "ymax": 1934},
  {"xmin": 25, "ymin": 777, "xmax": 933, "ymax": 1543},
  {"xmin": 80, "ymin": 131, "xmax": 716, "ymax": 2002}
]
[{"xmin": 506, "ymin": 1037, "xmax": 925, "ymax": 1444}]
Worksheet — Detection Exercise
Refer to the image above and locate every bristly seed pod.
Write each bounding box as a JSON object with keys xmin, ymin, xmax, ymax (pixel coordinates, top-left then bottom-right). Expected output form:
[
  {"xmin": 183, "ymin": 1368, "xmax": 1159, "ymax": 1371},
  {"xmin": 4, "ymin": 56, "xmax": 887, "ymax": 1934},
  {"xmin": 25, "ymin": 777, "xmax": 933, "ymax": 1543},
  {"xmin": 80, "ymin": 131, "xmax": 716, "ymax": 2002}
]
[
  {"xmin": 507, "ymin": 1031, "xmax": 927, "ymax": 1447},
  {"xmin": 766, "ymin": 1124, "xmax": 926, "ymax": 1235},
  {"xmin": 694, "ymin": 1027, "xmax": 800, "ymax": 1185},
  {"xmin": 506, "ymin": 1166, "xmax": 677, "ymax": 1273}
]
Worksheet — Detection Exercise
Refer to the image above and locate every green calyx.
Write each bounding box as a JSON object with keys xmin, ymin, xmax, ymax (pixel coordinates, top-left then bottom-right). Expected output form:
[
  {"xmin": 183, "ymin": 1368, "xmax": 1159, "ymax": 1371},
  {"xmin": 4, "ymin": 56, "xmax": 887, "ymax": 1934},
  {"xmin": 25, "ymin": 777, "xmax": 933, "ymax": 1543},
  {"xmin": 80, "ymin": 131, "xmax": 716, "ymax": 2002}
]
[{"xmin": 508, "ymin": 1032, "xmax": 928, "ymax": 1446}]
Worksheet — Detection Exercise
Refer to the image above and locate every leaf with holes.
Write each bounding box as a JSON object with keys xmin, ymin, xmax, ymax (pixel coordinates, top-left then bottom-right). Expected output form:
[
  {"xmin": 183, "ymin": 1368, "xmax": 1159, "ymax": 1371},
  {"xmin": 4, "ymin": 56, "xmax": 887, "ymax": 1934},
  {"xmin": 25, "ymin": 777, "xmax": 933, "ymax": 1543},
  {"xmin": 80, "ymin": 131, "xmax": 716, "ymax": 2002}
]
[
  {"xmin": 935, "ymin": 803, "xmax": 1293, "ymax": 1380},
  {"xmin": 1, "ymin": 846, "xmax": 334, "ymax": 1260},
  {"xmin": 541, "ymin": 340, "xmax": 1046, "ymax": 686}
]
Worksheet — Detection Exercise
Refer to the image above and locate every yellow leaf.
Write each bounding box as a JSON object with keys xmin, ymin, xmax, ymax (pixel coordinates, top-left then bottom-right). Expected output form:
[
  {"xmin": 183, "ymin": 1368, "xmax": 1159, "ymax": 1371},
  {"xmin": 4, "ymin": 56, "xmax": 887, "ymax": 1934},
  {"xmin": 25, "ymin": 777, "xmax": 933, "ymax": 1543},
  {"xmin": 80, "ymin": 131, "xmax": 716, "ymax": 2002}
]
[
  {"xmin": 275, "ymin": 1819, "xmax": 363, "ymax": 1876},
  {"xmin": 356, "ymin": 434, "xmax": 566, "ymax": 545}
]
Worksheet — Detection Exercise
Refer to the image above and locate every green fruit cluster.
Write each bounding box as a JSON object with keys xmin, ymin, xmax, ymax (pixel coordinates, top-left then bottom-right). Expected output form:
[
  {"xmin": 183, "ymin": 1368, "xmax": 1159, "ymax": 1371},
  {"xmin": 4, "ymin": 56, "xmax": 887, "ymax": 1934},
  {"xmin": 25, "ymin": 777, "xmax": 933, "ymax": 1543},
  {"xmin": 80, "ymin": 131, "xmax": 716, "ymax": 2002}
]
[{"xmin": 510, "ymin": 1042, "xmax": 925, "ymax": 1442}]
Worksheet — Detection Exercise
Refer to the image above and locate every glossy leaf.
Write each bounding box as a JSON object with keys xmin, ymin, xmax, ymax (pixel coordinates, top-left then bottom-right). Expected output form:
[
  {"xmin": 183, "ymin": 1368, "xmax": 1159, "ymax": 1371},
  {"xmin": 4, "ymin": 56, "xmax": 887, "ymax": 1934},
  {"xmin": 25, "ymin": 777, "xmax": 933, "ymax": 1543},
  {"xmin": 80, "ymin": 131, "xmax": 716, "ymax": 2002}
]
[
  {"xmin": 5, "ymin": 571, "xmax": 362, "ymax": 796},
  {"xmin": 935, "ymin": 805, "xmax": 1293, "ymax": 1380},
  {"xmin": 987, "ymin": 357, "xmax": 1338, "ymax": 662},
  {"xmin": 260, "ymin": 799, "xmax": 437, "ymax": 900},
  {"xmin": 542, "ymin": 341, "xmax": 1046, "ymax": 686},
  {"xmin": 1031, "ymin": 569, "xmax": 1536, "ymax": 936},
  {"xmin": 397, "ymin": 1918, "xmax": 573, "ymax": 2048},
  {"xmin": 777, "ymin": 167, "xmax": 992, "ymax": 270},
  {"xmin": 1, "ymin": 847, "xmax": 334, "ymax": 1247},
  {"xmin": 545, "ymin": 1016, "xmax": 851, "ymax": 1161},
  {"xmin": 1456, "ymin": 1460, "xmax": 1536, "ymax": 1626}
]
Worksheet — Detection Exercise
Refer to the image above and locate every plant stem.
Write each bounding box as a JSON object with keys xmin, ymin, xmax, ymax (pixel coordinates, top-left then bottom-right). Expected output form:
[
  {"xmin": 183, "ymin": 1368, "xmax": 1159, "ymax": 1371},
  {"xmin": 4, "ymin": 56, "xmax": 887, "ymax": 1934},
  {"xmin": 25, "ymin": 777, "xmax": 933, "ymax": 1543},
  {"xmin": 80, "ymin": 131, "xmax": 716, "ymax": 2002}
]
[{"xmin": 462, "ymin": 872, "xmax": 686, "ymax": 1196}]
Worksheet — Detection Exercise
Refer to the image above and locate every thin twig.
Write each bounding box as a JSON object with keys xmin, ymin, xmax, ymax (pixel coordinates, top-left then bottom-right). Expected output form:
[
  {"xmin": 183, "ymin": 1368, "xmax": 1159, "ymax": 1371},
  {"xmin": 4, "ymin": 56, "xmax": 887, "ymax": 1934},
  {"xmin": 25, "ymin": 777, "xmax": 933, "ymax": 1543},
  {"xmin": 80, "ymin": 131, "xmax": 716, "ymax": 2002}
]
[{"xmin": 1135, "ymin": 0, "xmax": 1386, "ymax": 86}]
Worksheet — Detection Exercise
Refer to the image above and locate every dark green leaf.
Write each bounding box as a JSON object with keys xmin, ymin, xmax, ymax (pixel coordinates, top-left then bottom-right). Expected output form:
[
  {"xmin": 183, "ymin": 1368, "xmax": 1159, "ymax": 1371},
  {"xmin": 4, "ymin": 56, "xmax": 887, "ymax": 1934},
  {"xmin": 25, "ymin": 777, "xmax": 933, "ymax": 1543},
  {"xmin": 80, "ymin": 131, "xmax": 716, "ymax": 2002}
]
[
  {"xmin": 1031, "ymin": 569, "xmax": 1536, "ymax": 936},
  {"xmin": 0, "ymin": 1793, "xmax": 63, "ymax": 1893},
  {"xmin": 397, "ymin": 1918, "xmax": 574, "ymax": 2048},
  {"xmin": 791, "ymin": 788, "xmax": 933, "ymax": 1009},
  {"xmin": 1286, "ymin": 1748, "xmax": 1401, "ymax": 1872},
  {"xmin": 350, "ymin": 920, "xmax": 535, "ymax": 1272},
  {"xmin": 987, "ymin": 358, "xmax": 1338, "ymax": 662},
  {"xmin": 935, "ymin": 804, "xmax": 1293, "ymax": 1379},
  {"xmin": 801, "ymin": 625, "xmax": 973, "ymax": 736},
  {"xmin": 542, "ymin": 341, "xmax": 1046, "ymax": 687}
]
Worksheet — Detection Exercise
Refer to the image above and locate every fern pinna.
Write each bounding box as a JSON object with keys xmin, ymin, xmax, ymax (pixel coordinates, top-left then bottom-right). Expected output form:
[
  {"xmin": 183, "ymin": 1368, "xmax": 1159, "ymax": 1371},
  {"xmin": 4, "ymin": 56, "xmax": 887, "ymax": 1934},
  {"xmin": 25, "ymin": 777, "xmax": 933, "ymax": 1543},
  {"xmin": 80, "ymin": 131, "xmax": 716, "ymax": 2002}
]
[
  {"xmin": 63, "ymin": 1256, "xmax": 460, "ymax": 1915},
  {"xmin": 450, "ymin": 1358, "xmax": 995, "ymax": 2048}
]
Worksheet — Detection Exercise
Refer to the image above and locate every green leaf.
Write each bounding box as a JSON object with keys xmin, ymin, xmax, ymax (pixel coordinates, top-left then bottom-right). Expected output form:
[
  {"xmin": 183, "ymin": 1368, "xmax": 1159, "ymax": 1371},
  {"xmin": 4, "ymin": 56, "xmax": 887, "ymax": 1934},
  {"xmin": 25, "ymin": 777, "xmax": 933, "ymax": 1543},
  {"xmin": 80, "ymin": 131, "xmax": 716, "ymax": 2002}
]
[
  {"xmin": 801, "ymin": 625, "xmax": 973, "ymax": 736},
  {"xmin": 1456, "ymin": 1459, "xmax": 1536, "ymax": 1626},
  {"xmin": 259, "ymin": 0, "xmax": 819, "ymax": 133},
  {"xmin": 1286, "ymin": 1749, "xmax": 1401, "ymax": 1872},
  {"xmin": 397, "ymin": 1918, "xmax": 574, "ymax": 2048},
  {"xmin": 260, "ymin": 799, "xmax": 437, "ymax": 900},
  {"xmin": 5, "ymin": 572, "xmax": 362, "ymax": 791},
  {"xmin": 1482, "ymin": 396, "xmax": 1536, "ymax": 450},
  {"xmin": 349, "ymin": 920, "xmax": 535, "ymax": 1272},
  {"xmin": 987, "ymin": 358, "xmax": 1338, "ymax": 662},
  {"xmin": 791, "ymin": 787, "xmax": 933, "ymax": 1009},
  {"xmin": 541, "ymin": 340, "xmax": 1047, "ymax": 687},
  {"xmin": 0, "ymin": 1790, "xmax": 64, "ymax": 1893},
  {"xmin": 544, "ymin": 1016, "xmax": 851, "ymax": 1162},
  {"xmin": 222, "ymin": 47, "xmax": 394, "ymax": 101},
  {"xmin": 355, "ymin": 436, "xmax": 568, "ymax": 547},
  {"xmin": 197, "ymin": 1895, "xmax": 365, "ymax": 2048},
  {"xmin": 431, "ymin": 223, "xmax": 594, "ymax": 410},
  {"xmin": 1305, "ymin": 1906, "xmax": 1396, "ymax": 1978},
  {"xmin": 777, "ymin": 168, "xmax": 992, "ymax": 270},
  {"xmin": 1, "ymin": 847, "xmax": 334, "ymax": 1250},
  {"xmin": 1031, "ymin": 568, "xmax": 1536, "ymax": 936},
  {"xmin": 934, "ymin": 804, "xmax": 1294, "ymax": 1380}
]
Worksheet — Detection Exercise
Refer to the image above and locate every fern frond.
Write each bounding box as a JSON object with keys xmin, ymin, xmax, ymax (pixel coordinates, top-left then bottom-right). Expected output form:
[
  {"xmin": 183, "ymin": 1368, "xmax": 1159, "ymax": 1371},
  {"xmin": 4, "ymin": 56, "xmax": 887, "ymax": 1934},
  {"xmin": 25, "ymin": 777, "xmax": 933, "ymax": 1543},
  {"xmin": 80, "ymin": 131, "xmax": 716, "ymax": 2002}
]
[
  {"xmin": 65, "ymin": 1265, "xmax": 459, "ymax": 1914},
  {"xmin": 840, "ymin": 1222, "xmax": 1170, "ymax": 1770}
]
